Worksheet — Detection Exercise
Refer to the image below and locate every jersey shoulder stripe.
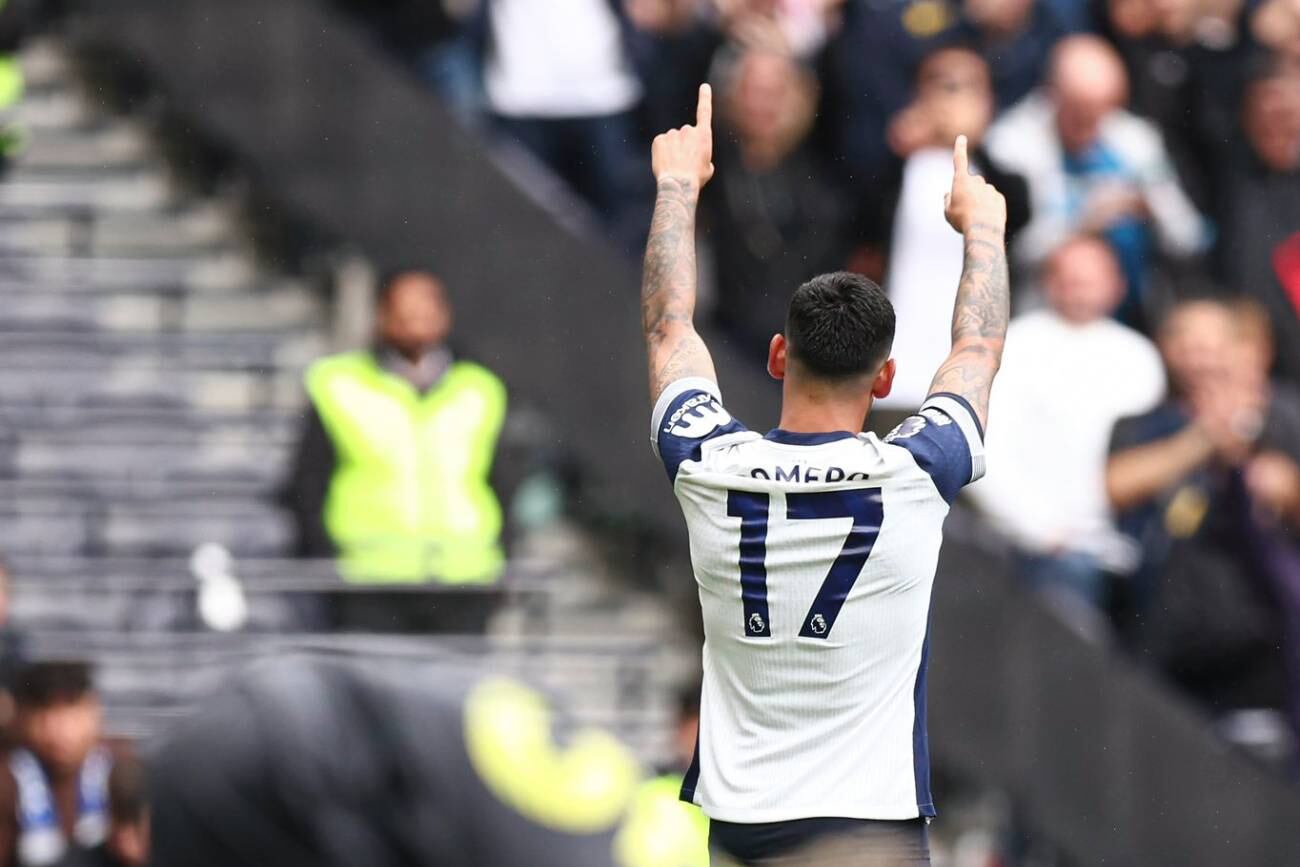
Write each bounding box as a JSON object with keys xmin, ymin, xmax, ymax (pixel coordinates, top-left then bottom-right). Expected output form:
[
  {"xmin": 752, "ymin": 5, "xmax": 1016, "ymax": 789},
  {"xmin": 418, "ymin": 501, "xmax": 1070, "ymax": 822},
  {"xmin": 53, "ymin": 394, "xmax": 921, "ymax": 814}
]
[
  {"xmin": 650, "ymin": 378, "xmax": 750, "ymax": 482},
  {"xmin": 882, "ymin": 392, "xmax": 986, "ymax": 503}
]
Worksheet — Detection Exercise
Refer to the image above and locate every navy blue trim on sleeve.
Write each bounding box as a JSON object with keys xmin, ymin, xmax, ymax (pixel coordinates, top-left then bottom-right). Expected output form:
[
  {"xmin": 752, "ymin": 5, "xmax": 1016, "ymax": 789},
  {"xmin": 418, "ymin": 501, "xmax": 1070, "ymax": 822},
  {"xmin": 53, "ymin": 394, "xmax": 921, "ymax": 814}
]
[
  {"xmin": 884, "ymin": 395, "xmax": 986, "ymax": 503},
  {"xmin": 651, "ymin": 379, "xmax": 749, "ymax": 483},
  {"xmin": 927, "ymin": 391, "xmax": 984, "ymax": 441}
]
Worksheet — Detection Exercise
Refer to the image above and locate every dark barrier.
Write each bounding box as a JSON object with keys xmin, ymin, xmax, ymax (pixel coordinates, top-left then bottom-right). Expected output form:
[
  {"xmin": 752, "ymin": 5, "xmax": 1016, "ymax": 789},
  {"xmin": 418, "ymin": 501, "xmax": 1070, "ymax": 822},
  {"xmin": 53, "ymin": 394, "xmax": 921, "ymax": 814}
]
[
  {"xmin": 68, "ymin": 2, "xmax": 1300, "ymax": 863},
  {"xmin": 931, "ymin": 541, "xmax": 1300, "ymax": 865},
  {"xmin": 67, "ymin": 0, "xmax": 779, "ymax": 534}
]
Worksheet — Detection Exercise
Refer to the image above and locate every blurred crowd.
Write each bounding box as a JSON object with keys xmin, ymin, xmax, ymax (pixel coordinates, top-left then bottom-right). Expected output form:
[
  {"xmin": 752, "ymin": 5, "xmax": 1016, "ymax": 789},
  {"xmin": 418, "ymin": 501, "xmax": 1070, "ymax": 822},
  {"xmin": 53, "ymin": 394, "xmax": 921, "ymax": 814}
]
[
  {"xmin": 0, "ymin": 2, "xmax": 1292, "ymax": 864},
  {"xmin": 330, "ymin": 0, "xmax": 1300, "ymax": 757}
]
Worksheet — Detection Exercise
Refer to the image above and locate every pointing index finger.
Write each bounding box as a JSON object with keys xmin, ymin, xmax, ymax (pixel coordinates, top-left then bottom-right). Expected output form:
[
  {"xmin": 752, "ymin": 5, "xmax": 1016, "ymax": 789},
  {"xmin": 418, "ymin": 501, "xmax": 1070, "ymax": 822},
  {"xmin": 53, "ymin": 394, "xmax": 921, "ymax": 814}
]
[
  {"xmin": 697, "ymin": 83, "xmax": 713, "ymax": 134},
  {"xmin": 953, "ymin": 134, "xmax": 969, "ymax": 177}
]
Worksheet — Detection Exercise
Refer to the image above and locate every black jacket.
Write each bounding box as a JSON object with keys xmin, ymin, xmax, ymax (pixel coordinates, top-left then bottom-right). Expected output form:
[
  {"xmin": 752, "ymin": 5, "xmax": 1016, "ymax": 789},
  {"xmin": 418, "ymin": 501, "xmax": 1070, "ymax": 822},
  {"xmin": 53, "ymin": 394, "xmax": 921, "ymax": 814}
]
[{"xmin": 853, "ymin": 143, "xmax": 1032, "ymax": 263}]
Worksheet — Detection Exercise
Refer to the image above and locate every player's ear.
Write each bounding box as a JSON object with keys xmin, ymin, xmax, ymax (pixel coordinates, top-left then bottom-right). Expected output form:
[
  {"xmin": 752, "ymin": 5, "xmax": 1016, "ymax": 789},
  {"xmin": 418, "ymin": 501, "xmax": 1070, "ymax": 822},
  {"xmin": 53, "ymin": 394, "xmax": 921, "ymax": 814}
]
[
  {"xmin": 767, "ymin": 334, "xmax": 787, "ymax": 381},
  {"xmin": 871, "ymin": 358, "xmax": 896, "ymax": 399}
]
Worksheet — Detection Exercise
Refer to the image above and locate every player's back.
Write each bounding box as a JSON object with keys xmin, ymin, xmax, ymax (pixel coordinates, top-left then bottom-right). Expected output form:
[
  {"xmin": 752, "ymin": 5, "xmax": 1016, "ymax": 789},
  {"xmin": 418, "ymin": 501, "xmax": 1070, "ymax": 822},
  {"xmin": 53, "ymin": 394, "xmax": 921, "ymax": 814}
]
[{"xmin": 652, "ymin": 378, "xmax": 985, "ymax": 824}]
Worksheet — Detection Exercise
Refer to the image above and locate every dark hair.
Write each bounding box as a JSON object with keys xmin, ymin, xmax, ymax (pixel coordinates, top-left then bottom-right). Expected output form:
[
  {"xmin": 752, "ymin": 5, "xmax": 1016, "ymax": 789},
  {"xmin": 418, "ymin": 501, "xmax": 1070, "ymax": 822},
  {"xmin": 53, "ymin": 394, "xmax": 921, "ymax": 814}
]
[
  {"xmin": 109, "ymin": 754, "xmax": 149, "ymax": 824},
  {"xmin": 13, "ymin": 661, "xmax": 95, "ymax": 708},
  {"xmin": 376, "ymin": 268, "xmax": 443, "ymax": 306},
  {"xmin": 1244, "ymin": 49, "xmax": 1296, "ymax": 89},
  {"xmin": 916, "ymin": 39, "xmax": 984, "ymax": 74},
  {"xmin": 785, "ymin": 272, "xmax": 895, "ymax": 380}
]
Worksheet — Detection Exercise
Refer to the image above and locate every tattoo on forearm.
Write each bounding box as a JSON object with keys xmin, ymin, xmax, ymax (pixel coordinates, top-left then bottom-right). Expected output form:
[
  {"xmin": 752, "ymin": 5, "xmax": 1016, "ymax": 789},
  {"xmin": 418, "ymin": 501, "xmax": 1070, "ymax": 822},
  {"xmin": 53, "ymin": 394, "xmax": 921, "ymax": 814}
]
[
  {"xmin": 950, "ymin": 231, "xmax": 1010, "ymax": 343},
  {"xmin": 929, "ymin": 229, "xmax": 1010, "ymax": 425},
  {"xmin": 642, "ymin": 178, "xmax": 698, "ymax": 336},
  {"xmin": 641, "ymin": 177, "xmax": 713, "ymax": 399}
]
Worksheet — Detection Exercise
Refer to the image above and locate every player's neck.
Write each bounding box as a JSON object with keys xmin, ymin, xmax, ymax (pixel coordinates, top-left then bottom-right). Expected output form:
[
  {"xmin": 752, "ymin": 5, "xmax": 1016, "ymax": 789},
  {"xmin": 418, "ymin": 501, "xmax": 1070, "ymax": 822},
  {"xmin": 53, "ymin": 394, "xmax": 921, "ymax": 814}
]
[{"xmin": 778, "ymin": 383, "xmax": 872, "ymax": 435}]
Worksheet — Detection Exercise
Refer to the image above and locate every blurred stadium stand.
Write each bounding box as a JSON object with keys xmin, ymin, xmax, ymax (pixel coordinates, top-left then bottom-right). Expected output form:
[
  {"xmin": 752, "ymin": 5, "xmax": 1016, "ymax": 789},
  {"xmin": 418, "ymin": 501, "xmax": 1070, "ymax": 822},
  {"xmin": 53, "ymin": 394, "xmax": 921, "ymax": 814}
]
[
  {"xmin": 0, "ymin": 36, "xmax": 693, "ymax": 773},
  {"xmin": 0, "ymin": 0, "xmax": 1294, "ymax": 863}
]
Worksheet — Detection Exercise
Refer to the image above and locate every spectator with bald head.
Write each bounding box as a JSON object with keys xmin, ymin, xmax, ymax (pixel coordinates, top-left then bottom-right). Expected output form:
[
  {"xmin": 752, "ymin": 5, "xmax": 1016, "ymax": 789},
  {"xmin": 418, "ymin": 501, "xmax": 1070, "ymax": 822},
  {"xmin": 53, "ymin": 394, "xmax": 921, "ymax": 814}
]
[
  {"xmin": 967, "ymin": 236, "xmax": 1165, "ymax": 608},
  {"xmin": 986, "ymin": 34, "xmax": 1209, "ymax": 327}
]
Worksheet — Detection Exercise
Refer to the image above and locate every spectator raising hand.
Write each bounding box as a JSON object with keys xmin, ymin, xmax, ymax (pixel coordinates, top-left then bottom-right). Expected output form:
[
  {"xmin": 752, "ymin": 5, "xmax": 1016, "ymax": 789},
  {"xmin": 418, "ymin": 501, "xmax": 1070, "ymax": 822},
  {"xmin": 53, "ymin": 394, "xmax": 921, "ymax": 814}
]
[
  {"xmin": 1246, "ymin": 450, "xmax": 1300, "ymax": 527},
  {"xmin": 703, "ymin": 49, "xmax": 849, "ymax": 356},
  {"xmin": 865, "ymin": 47, "xmax": 1029, "ymax": 410}
]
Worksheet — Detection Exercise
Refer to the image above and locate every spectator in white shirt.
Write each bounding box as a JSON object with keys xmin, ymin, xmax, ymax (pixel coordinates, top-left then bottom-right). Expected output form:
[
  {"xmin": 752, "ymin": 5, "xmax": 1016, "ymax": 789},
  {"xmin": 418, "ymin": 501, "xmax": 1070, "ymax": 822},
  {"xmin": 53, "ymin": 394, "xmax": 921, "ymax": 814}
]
[
  {"xmin": 867, "ymin": 46, "xmax": 1031, "ymax": 411},
  {"xmin": 483, "ymin": 0, "xmax": 649, "ymax": 246},
  {"xmin": 985, "ymin": 35, "xmax": 1210, "ymax": 329},
  {"xmin": 968, "ymin": 236, "xmax": 1166, "ymax": 608}
]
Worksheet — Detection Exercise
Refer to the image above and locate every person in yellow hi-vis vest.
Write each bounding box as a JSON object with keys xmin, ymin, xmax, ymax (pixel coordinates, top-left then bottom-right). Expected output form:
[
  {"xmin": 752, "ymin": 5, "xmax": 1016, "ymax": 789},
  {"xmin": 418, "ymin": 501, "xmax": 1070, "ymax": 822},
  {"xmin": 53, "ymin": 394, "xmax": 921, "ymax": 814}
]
[
  {"xmin": 286, "ymin": 270, "xmax": 507, "ymax": 609},
  {"xmin": 616, "ymin": 685, "xmax": 712, "ymax": 867},
  {"xmin": 0, "ymin": 0, "xmax": 28, "ymax": 168}
]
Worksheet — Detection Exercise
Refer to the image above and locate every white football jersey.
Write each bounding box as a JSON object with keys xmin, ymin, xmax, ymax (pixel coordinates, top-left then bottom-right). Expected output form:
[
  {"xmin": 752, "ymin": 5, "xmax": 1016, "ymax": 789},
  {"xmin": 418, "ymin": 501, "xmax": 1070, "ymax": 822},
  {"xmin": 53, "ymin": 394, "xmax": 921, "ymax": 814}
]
[{"xmin": 651, "ymin": 377, "xmax": 985, "ymax": 823}]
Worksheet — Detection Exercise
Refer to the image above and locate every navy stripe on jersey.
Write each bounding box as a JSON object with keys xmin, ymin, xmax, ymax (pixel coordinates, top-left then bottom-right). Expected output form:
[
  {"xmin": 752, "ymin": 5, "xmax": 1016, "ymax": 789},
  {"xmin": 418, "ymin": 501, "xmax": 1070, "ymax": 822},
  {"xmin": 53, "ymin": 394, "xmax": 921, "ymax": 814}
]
[
  {"xmin": 764, "ymin": 429, "xmax": 857, "ymax": 446},
  {"xmin": 912, "ymin": 628, "xmax": 935, "ymax": 817},
  {"xmin": 883, "ymin": 393, "xmax": 986, "ymax": 503},
  {"xmin": 651, "ymin": 378, "xmax": 749, "ymax": 483},
  {"xmin": 727, "ymin": 491, "xmax": 773, "ymax": 638},
  {"xmin": 680, "ymin": 735, "xmax": 701, "ymax": 803}
]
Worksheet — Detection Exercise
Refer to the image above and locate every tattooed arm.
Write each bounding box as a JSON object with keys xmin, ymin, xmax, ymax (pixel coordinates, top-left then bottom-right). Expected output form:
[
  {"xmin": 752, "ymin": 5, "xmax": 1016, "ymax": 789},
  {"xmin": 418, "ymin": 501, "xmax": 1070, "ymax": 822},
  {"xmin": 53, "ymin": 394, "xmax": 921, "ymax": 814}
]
[
  {"xmin": 928, "ymin": 135, "xmax": 1010, "ymax": 431},
  {"xmin": 643, "ymin": 84, "xmax": 718, "ymax": 405}
]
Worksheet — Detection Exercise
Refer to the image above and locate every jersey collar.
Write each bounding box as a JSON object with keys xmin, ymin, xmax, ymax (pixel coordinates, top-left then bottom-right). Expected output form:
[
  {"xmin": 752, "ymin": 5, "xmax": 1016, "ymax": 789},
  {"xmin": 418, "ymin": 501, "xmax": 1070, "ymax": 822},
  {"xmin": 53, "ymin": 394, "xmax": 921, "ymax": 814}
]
[{"xmin": 763, "ymin": 429, "xmax": 859, "ymax": 446}]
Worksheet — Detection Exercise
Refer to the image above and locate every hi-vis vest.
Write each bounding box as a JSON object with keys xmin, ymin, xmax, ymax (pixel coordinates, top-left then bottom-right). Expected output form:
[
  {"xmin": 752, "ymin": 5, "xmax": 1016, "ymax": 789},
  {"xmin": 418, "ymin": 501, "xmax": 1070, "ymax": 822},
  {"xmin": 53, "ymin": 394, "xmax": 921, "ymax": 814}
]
[
  {"xmin": 10, "ymin": 747, "xmax": 111, "ymax": 867},
  {"xmin": 305, "ymin": 351, "xmax": 507, "ymax": 584},
  {"xmin": 615, "ymin": 772, "xmax": 711, "ymax": 867}
]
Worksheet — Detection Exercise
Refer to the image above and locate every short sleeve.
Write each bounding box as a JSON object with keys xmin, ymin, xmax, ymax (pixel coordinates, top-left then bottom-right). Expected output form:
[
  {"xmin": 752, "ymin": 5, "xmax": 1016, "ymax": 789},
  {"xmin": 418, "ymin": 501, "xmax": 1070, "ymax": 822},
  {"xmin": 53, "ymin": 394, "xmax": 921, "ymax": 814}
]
[
  {"xmin": 1109, "ymin": 406, "xmax": 1184, "ymax": 456},
  {"xmin": 884, "ymin": 392, "xmax": 986, "ymax": 503},
  {"xmin": 1108, "ymin": 415, "xmax": 1145, "ymax": 455},
  {"xmin": 650, "ymin": 378, "xmax": 748, "ymax": 483}
]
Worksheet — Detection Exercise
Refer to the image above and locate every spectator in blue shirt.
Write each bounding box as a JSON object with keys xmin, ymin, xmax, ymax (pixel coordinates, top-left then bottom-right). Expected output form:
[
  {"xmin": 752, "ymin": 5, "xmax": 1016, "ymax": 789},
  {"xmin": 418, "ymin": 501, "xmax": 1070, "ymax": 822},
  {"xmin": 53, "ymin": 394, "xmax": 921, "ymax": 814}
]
[{"xmin": 986, "ymin": 34, "xmax": 1210, "ymax": 328}]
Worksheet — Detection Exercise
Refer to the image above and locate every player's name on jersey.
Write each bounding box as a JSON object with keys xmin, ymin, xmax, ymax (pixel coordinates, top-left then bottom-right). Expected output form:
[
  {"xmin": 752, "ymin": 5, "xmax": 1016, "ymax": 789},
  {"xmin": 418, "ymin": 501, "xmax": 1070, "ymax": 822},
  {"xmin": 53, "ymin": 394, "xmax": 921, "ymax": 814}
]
[{"xmin": 748, "ymin": 465, "xmax": 870, "ymax": 483}]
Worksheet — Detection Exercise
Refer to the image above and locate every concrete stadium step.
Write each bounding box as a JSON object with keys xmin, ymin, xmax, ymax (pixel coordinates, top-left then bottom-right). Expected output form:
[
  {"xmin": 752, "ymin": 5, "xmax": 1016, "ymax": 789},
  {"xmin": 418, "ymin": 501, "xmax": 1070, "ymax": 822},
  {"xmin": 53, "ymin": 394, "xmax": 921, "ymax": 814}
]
[
  {"xmin": 0, "ymin": 269, "xmax": 285, "ymax": 298},
  {"xmin": 14, "ymin": 123, "xmax": 152, "ymax": 170},
  {"xmin": 11, "ymin": 85, "xmax": 95, "ymax": 131},
  {"xmin": 0, "ymin": 498, "xmax": 293, "ymax": 557},
  {"xmin": 19, "ymin": 38, "xmax": 80, "ymax": 91},
  {"xmin": 0, "ymin": 171, "xmax": 173, "ymax": 211},
  {"xmin": 0, "ymin": 474, "xmax": 281, "ymax": 505},
  {"xmin": 0, "ymin": 329, "xmax": 325, "ymax": 370},
  {"xmin": 3, "ymin": 557, "xmax": 561, "ymax": 600},
  {"xmin": 4, "ymin": 162, "xmax": 165, "ymax": 185},
  {"xmin": 0, "ymin": 203, "xmax": 242, "ymax": 257},
  {"xmin": 5, "ymin": 414, "xmax": 294, "ymax": 449},
  {"xmin": 11, "ymin": 433, "xmax": 292, "ymax": 484},
  {"xmin": 0, "ymin": 367, "xmax": 304, "ymax": 413},
  {"xmin": 0, "ymin": 284, "xmax": 322, "ymax": 332},
  {"xmin": 7, "ymin": 413, "xmax": 292, "ymax": 447},
  {"xmin": 0, "ymin": 404, "xmax": 299, "ymax": 440},
  {"xmin": 0, "ymin": 250, "xmax": 260, "ymax": 292}
]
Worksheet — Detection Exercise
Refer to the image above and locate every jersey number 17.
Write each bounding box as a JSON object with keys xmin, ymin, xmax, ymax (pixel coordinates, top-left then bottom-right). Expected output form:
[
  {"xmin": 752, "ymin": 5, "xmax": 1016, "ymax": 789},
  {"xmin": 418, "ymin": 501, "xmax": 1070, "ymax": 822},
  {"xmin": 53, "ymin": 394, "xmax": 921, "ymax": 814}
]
[{"xmin": 727, "ymin": 488, "xmax": 884, "ymax": 640}]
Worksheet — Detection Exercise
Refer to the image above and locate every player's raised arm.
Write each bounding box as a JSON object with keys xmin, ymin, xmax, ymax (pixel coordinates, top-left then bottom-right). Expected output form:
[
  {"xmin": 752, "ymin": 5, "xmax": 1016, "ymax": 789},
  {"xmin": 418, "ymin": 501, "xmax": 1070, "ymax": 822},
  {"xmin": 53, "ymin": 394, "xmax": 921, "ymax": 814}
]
[
  {"xmin": 927, "ymin": 135, "xmax": 1010, "ymax": 431},
  {"xmin": 642, "ymin": 84, "xmax": 718, "ymax": 405}
]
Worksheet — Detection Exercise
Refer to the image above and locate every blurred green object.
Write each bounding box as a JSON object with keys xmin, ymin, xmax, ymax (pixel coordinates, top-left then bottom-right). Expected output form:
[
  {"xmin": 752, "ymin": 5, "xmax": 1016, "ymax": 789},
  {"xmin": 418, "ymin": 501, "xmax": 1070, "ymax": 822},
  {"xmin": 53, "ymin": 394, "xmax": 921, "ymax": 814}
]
[
  {"xmin": 0, "ymin": 53, "xmax": 25, "ymax": 156},
  {"xmin": 0, "ymin": 56, "xmax": 22, "ymax": 105},
  {"xmin": 615, "ymin": 773, "xmax": 711, "ymax": 867}
]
